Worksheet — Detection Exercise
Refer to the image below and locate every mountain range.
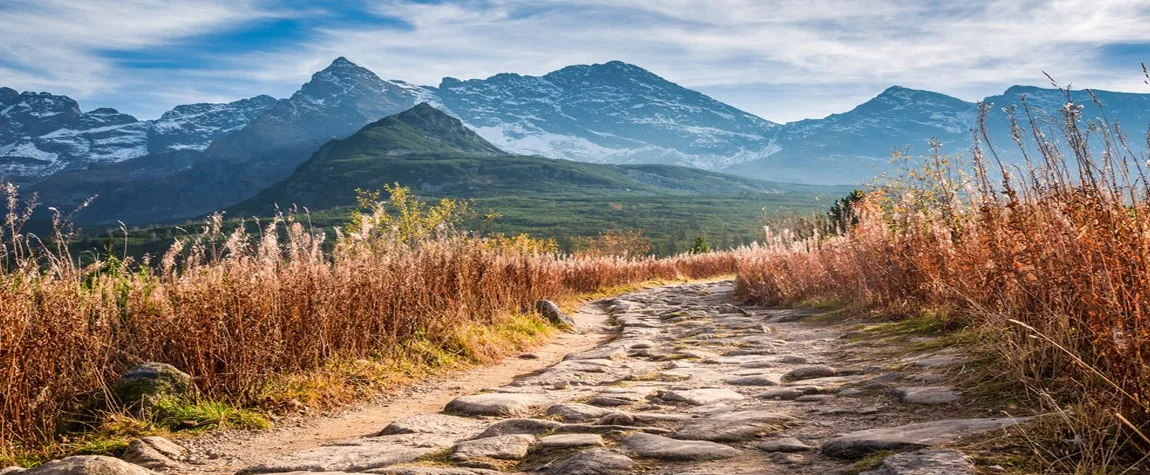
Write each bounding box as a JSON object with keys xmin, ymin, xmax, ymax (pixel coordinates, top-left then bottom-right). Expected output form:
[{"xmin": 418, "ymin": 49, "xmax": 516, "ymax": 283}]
[{"xmin": 3, "ymin": 57, "xmax": 1148, "ymax": 223}]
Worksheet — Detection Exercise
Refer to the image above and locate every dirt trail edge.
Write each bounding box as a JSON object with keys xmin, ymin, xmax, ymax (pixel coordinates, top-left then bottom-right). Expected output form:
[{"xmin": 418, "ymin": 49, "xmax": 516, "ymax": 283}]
[
  {"xmin": 176, "ymin": 280, "xmax": 1029, "ymax": 475},
  {"xmin": 178, "ymin": 303, "xmax": 614, "ymax": 474}
]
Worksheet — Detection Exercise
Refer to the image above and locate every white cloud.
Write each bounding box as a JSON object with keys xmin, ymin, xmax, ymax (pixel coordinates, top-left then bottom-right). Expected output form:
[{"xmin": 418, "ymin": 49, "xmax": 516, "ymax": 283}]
[{"xmin": 2, "ymin": 0, "xmax": 1150, "ymax": 121}]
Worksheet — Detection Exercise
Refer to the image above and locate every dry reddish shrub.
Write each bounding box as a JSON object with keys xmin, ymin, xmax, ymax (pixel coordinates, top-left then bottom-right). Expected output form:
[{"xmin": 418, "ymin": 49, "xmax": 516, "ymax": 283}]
[
  {"xmin": 735, "ymin": 93, "xmax": 1150, "ymax": 467},
  {"xmin": 0, "ymin": 186, "xmax": 739, "ymax": 458}
]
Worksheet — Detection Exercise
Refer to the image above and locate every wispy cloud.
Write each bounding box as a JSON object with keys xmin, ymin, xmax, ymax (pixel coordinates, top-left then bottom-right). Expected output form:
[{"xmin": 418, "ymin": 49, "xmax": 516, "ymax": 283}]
[{"xmin": 2, "ymin": 0, "xmax": 1149, "ymax": 121}]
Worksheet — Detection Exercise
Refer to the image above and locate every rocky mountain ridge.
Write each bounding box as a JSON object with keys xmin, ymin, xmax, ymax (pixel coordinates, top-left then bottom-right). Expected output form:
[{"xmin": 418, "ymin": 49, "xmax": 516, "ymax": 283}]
[{"xmin": 6, "ymin": 57, "xmax": 1150, "ymax": 224}]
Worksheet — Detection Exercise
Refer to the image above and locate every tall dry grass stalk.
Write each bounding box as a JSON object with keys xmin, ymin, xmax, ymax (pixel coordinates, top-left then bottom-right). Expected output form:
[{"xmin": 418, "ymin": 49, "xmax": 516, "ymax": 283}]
[
  {"xmin": 735, "ymin": 86, "xmax": 1150, "ymax": 469},
  {"xmin": 0, "ymin": 185, "xmax": 739, "ymax": 461}
]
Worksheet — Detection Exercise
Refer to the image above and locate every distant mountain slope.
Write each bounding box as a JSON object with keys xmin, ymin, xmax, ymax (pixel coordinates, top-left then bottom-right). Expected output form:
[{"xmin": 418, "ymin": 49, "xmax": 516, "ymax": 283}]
[
  {"xmin": 230, "ymin": 104, "xmax": 805, "ymax": 216},
  {"xmin": 726, "ymin": 86, "xmax": 979, "ymax": 183},
  {"xmin": 437, "ymin": 61, "xmax": 780, "ymax": 170},
  {"xmin": 0, "ymin": 88, "xmax": 275, "ymax": 185},
  {"xmin": 29, "ymin": 58, "xmax": 438, "ymax": 224}
]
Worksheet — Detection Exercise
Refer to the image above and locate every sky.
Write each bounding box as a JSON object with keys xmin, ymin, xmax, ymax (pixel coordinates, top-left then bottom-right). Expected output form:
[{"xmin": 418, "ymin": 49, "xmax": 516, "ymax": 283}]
[{"xmin": 2, "ymin": 0, "xmax": 1149, "ymax": 123}]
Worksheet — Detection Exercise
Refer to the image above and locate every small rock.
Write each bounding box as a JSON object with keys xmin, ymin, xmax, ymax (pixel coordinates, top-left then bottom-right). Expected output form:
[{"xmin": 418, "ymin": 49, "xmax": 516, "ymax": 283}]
[
  {"xmin": 451, "ymin": 434, "xmax": 536, "ymax": 461},
  {"xmin": 444, "ymin": 393, "xmax": 551, "ymax": 416},
  {"xmin": 859, "ymin": 449, "xmax": 976, "ymax": 474},
  {"xmin": 22, "ymin": 456, "xmax": 157, "ymax": 475},
  {"xmin": 757, "ymin": 388, "xmax": 804, "ymax": 400},
  {"xmin": 586, "ymin": 396, "xmax": 631, "ymax": 407},
  {"xmin": 657, "ymin": 388, "xmax": 745, "ymax": 405},
  {"xmin": 894, "ymin": 387, "xmax": 959, "ymax": 405},
  {"xmin": 621, "ymin": 433, "xmax": 742, "ymax": 461},
  {"xmin": 476, "ymin": 418, "xmax": 560, "ymax": 438},
  {"xmin": 839, "ymin": 388, "xmax": 864, "ymax": 396},
  {"xmin": 546, "ymin": 403, "xmax": 612, "ymax": 422},
  {"xmin": 778, "ymin": 355, "xmax": 809, "ymax": 364},
  {"xmin": 121, "ymin": 436, "xmax": 186, "ymax": 470},
  {"xmin": 538, "ymin": 434, "xmax": 605, "ymax": 448},
  {"xmin": 598, "ymin": 413, "xmax": 635, "ymax": 426},
  {"xmin": 536, "ymin": 300, "xmax": 577, "ymax": 330},
  {"xmin": 518, "ymin": 353, "xmax": 540, "ymax": 360},
  {"xmin": 366, "ymin": 466, "xmax": 490, "ymax": 475},
  {"xmin": 783, "ymin": 365, "xmax": 838, "ymax": 381},
  {"xmin": 725, "ymin": 374, "xmax": 780, "ymax": 386},
  {"xmin": 543, "ymin": 449, "xmax": 634, "ymax": 475},
  {"xmin": 757, "ymin": 437, "xmax": 814, "ymax": 453},
  {"xmin": 794, "ymin": 394, "xmax": 834, "ymax": 403}
]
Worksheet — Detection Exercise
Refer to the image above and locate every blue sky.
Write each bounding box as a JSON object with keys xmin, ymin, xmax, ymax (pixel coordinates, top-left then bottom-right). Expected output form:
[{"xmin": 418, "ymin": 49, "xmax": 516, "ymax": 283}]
[{"xmin": 2, "ymin": 0, "xmax": 1149, "ymax": 122}]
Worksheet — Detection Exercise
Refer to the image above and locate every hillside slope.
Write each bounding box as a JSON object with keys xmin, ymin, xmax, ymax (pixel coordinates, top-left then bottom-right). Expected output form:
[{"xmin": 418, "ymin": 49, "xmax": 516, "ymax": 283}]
[{"xmin": 230, "ymin": 104, "xmax": 812, "ymax": 216}]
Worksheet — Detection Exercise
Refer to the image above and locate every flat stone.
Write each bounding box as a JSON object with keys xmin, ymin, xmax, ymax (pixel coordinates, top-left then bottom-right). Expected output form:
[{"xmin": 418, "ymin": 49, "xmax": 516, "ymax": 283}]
[
  {"xmin": 445, "ymin": 393, "xmax": 551, "ymax": 416},
  {"xmin": 538, "ymin": 434, "xmax": 605, "ymax": 448},
  {"xmin": 756, "ymin": 437, "xmax": 814, "ymax": 452},
  {"xmin": 366, "ymin": 466, "xmax": 498, "ymax": 475},
  {"xmin": 621, "ymin": 433, "xmax": 742, "ymax": 461},
  {"xmin": 860, "ymin": 449, "xmax": 976, "ymax": 475},
  {"xmin": 738, "ymin": 360, "xmax": 776, "ymax": 369},
  {"xmin": 0, "ymin": 468, "xmax": 24, "ymax": 475},
  {"xmin": 784, "ymin": 366, "xmax": 838, "ymax": 381},
  {"xmin": 820, "ymin": 418, "xmax": 1028, "ymax": 459},
  {"xmin": 725, "ymin": 374, "xmax": 781, "ymax": 386},
  {"xmin": 794, "ymin": 394, "xmax": 834, "ymax": 403},
  {"xmin": 23, "ymin": 456, "xmax": 156, "ymax": 475},
  {"xmin": 451, "ymin": 434, "xmax": 536, "ymax": 461},
  {"xmin": 657, "ymin": 388, "xmax": 745, "ymax": 405},
  {"xmin": 379, "ymin": 414, "xmax": 486, "ymax": 438},
  {"xmin": 543, "ymin": 449, "xmax": 634, "ymax": 475},
  {"xmin": 476, "ymin": 418, "xmax": 561, "ymax": 438},
  {"xmin": 546, "ymin": 403, "xmax": 614, "ymax": 422},
  {"xmin": 242, "ymin": 435, "xmax": 442, "ymax": 473},
  {"xmin": 586, "ymin": 396, "xmax": 631, "ymax": 407},
  {"xmin": 895, "ymin": 387, "xmax": 959, "ymax": 405},
  {"xmin": 757, "ymin": 388, "xmax": 804, "ymax": 400},
  {"xmin": 121, "ymin": 436, "xmax": 186, "ymax": 469},
  {"xmin": 674, "ymin": 410, "xmax": 797, "ymax": 442},
  {"xmin": 778, "ymin": 355, "xmax": 809, "ymax": 364}
]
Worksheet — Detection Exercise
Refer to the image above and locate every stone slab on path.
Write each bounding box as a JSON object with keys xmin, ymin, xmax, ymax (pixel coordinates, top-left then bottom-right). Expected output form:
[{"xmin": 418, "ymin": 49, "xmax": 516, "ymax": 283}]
[
  {"xmin": 444, "ymin": 393, "xmax": 553, "ymax": 417},
  {"xmin": 450, "ymin": 434, "xmax": 536, "ymax": 462},
  {"xmin": 541, "ymin": 449, "xmax": 634, "ymax": 475},
  {"xmin": 674, "ymin": 410, "xmax": 798, "ymax": 442},
  {"xmin": 242, "ymin": 435, "xmax": 445, "ymax": 473},
  {"xmin": 656, "ymin": 388, "xmax": 745, "ymax": 405},
  {"xmin": 621, "ymin": 433, "xmax": 742, "ymax": 461},
  {"xmin": 820, "ymin": 418, "xmax": 1028, "ymax": 459},
  {"xmin": 860, "ymin": 449, "xmax": 976, "ymax": 475}
]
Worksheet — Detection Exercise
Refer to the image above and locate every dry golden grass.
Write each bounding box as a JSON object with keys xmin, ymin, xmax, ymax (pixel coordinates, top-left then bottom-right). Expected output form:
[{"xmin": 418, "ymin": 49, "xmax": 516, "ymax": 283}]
[
  {"xmin": 735, "ymin": 89, "xmax": 1150, "ymax": 471},
  {"xmin": 0, "ymin": 184, "xmax": 739, "ymax": 464}
]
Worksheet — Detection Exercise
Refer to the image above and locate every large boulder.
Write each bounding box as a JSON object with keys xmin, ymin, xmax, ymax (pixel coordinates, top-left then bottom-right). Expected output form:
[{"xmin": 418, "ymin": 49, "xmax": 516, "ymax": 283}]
[
  {"xmin": 111, "ymin": 363, "xmax": 195, "ymax": 407},
  {"xmin": 23, "ymin": 456, "xmax": 157, "ymax": 475},
  {"xmin": 535, "ymin": 300, "xmax": 577, "ymax": 330}
]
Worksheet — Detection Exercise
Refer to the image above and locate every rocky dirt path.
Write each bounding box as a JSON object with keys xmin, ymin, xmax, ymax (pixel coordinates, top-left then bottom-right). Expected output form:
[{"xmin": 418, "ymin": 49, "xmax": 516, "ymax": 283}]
[{"xmin": 175, "ymin": 280, "xmax": 1028, "ymax": 475}]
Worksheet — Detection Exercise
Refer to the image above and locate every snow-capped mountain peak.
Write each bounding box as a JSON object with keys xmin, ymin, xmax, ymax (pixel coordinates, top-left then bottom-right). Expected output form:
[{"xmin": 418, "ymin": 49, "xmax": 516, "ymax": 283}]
[{"xmin": 437, "ymin": 60, "xmax": 780, "ymax": 169}]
